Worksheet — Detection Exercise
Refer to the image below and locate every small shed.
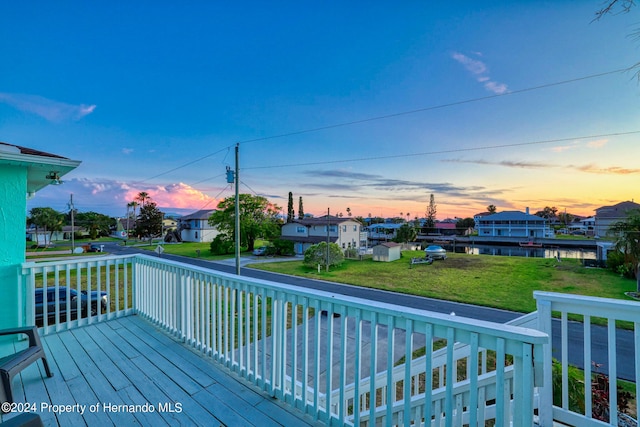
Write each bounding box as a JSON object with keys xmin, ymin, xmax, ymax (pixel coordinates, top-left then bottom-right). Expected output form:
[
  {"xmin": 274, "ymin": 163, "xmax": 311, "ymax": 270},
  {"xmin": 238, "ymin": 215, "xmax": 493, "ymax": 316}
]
[{"xmin": 372, "ymin": 242, "xmax": 402, "ymax": 262}]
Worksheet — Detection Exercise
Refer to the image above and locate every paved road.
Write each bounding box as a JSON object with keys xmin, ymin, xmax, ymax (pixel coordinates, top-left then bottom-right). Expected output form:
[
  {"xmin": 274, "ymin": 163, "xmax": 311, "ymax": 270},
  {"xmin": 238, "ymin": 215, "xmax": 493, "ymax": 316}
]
[{"xmin": 107, "ymin": 242, "xmax": 637, "ymax": 381}]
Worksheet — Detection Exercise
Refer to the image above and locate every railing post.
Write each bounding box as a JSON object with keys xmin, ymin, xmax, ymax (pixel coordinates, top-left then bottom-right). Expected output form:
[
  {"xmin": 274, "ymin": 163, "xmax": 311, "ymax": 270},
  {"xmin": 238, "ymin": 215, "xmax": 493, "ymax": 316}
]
[{"xmin": 536, "ymin": 297, "xmax": 553, "ymax": 427}]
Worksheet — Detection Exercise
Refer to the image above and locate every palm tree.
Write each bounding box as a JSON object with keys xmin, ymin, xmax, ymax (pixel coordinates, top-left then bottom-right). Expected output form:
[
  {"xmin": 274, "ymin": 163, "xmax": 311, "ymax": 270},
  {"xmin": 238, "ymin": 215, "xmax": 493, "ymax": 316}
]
[
  {"xmin": 136, "ymin": 192, "xmax": 150, "ymax": 207},
  {"xmin": 487, "ymin": 205, "xmax": 497, "ymax": 214},
  {"xmin": 126, "ymin": 201, "xmax": 138, "ymax": 237}
]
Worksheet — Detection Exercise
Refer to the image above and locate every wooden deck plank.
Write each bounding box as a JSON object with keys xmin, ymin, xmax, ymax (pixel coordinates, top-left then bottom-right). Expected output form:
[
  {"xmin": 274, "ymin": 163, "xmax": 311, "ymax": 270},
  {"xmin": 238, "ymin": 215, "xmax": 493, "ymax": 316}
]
[
  {"xmin": 128, "ymin": 347, "xmax": 223, "ymax": 426},
  {"xmin": 3, "ymin": 316, "xmax": 324, "ymax": 427},
  {"xmin": 117, "ymin": 385, "xmax": 170, "ymax": 427},
  {"xmin": 118, "ymin": 317, "xmax": 216, "ymax": 389},
  {"xmin": 110, "ymin": 320, "xmax": 204, "ymax": 396},
  {"xmin": 41, "ymin": 333, "xmax": 81, "ymax": 381},
  {"xmin": 57, "ymin": 331, "xmax": 139, "ymax": 426},
  {"xmin": 87, "ymin": 322, "xmax": 206, "ymax": 426},
  {"xmin": 70, "ymin": 327, "xmax": 131, "ymax": 391}
]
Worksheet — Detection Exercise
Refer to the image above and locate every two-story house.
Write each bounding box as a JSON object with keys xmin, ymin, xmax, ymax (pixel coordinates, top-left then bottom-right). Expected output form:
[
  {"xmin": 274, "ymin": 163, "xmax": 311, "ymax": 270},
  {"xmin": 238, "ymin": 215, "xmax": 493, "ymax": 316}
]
[
  {"xmin": 475, "ymin": 209, "xmax": 551, "ymax": 239},
  {"xmin": 280, "ymin": 215, "xmax": 366, "ymax": 255},
  {"xmin": 593, "ymin": 200, "xmax": 640, "ymax": 238},
  {"xmin": 178, "ymin": 209, "xmax": 219, "ymax": 243}
]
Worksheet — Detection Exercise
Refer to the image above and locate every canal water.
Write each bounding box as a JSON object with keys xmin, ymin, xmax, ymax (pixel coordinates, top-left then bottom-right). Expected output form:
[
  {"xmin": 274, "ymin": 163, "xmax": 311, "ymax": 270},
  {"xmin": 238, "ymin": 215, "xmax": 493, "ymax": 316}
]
[{"xmin": 440, "ymin": 243, "xmax": 596, "ymax": 260}]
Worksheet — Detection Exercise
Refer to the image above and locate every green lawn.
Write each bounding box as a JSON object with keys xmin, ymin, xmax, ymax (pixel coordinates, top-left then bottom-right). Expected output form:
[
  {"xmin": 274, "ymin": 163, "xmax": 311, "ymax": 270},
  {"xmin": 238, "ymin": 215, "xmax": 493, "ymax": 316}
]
[
  {"xmin": 136, "ymin": 241, "xmax": 268, "ymax": 261},
  {"xmin": 248, "ymin": 251, "xmax": 637, "ymax": 314}
]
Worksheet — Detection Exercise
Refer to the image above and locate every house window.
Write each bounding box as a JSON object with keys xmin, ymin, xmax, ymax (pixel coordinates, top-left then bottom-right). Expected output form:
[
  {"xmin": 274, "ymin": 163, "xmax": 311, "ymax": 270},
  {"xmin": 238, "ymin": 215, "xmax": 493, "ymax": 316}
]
[
  {"xmin": 342, "ymin": 225, "xmax": 346, "ymax": 232},
  {"xmin": 342, "ymin": 243, "xmax": 346, "ymax": 249},
  {"xmin": 296, "ymin": 227, "xmax": 306, "ymax": 233},
  {"xmin": 195, "ymin": 232, "xmax": 198, "ymax": 239},
  {"xmin": 353, "ymin": 225, "xmax": 358, "ymax": 231}
]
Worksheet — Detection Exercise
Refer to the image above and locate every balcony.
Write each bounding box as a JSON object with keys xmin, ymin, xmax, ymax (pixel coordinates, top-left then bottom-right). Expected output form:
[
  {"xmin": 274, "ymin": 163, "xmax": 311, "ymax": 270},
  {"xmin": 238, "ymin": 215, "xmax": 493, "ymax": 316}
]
[{"xmin": 1, "ymin": 254, "xmax": 638, "ymax": 426}]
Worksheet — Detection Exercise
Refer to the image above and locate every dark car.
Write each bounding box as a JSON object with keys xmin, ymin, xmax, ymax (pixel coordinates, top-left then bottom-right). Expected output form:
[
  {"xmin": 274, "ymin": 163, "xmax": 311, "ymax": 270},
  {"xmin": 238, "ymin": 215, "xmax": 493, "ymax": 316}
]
[
  {"xmin": 35, "ymin": 287, "xmax": 108, "ymax": 325},
  {"xmin": 87, "ymin": 243, "xmax": 104, "ymax": 252},
  {"xmin": 253, "ymin": 246, "xmax": 268, "ymax": 256}
]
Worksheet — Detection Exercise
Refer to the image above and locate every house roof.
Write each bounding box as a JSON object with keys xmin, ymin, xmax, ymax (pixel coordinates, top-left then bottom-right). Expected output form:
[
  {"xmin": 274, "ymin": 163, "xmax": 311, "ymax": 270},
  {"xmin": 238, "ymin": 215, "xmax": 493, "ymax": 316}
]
[
  {"xmin": 292, "ymin": 215, "xmax": 359, "ymax": 227},
  {"xmin": 179, "ymin": 209, "xmax": 215, "ymax": 221},
  {"xmin": 479, "ymin": 211, "xmax": 546, "ymax": 221},
  {"xmin": 0, "ymin": 142, "xmax": 81, "ymax": 195},
  {"xmin": 595, "ymin": 201, "xmax": 640, "ymax": 218},
  {"xmin": 280, "ymin": 235, "xmax": 338, "ymax": 244},
  {"xmin": 376, "ymin": 242, "xmax": 401, "ymax": 248},
  {"xmin": 435, "ymin": 223, "xmax": 457, "ymax": 230}
]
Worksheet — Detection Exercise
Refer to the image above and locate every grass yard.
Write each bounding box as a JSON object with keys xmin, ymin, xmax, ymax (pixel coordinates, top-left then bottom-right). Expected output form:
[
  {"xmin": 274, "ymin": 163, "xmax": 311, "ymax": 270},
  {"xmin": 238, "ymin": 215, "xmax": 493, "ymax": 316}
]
[
  {"xmin": 249, "ymin": 251, "xmax": 637, "ymax": 314},
  {"xmin": 137, "ymin": 240, "xmax": 270, "ymax": 260}
]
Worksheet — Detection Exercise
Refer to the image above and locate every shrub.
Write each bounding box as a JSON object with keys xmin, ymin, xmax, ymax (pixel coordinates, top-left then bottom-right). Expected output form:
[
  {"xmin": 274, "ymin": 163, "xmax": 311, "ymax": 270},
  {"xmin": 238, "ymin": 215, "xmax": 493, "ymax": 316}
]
[
  {"xmin": 303, "ymin": 242, "xmax": 344, "ymax": 268},
  {"xmin": 272, "ymin": 238, "xmax": 295, "ymax": 256},
  {"xmin": 344, "ymin": 248, "xmax": 358, "ymax": 259},
  {"xmin": 210, "ymin": 235, "xmax": 234, "ymax": 255}
]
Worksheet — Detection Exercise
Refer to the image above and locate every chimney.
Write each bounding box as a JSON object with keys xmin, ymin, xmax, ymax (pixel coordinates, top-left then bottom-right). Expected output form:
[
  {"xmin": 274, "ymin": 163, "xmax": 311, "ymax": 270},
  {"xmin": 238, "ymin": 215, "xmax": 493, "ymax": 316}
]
[{"xmin": 526, "ymin": 207, "xmax": 530, "ymax": 215}]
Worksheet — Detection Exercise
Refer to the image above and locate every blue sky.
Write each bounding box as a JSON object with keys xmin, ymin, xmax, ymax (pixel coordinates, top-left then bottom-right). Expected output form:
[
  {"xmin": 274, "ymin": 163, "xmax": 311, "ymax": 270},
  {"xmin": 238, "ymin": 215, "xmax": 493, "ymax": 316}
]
[{"xmin": 2, "ymin": 1, "xmax": 639, "ymax": 220}]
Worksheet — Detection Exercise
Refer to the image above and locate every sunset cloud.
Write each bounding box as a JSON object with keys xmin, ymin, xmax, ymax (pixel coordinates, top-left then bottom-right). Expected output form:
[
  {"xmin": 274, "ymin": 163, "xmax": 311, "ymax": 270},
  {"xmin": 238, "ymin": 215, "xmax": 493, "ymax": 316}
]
[
  {"xmin": 587, "ymin": 139, "xmax": 608, "ymax": 148},
  {"xmin": 443, "ymin": 158, "xmax": 640, "ymax": 174},
  {"xmin": 29, "ymin": 178, "xmax": 220, "ymax": 216},
  {"xmin": 451, "ymin": 52, "xmax": 508, "ymax": 94},
  {"xmin": 0, "ymin": 92, "xmax": 96, "ymax": 122}
]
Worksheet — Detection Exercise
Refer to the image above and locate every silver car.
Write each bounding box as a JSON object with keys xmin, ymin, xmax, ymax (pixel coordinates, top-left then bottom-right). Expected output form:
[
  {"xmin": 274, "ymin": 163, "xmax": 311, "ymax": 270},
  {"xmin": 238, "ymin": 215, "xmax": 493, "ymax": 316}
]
[{"xmin": 425, "ymin": 245, "xmax": 447, "ymax": 260}]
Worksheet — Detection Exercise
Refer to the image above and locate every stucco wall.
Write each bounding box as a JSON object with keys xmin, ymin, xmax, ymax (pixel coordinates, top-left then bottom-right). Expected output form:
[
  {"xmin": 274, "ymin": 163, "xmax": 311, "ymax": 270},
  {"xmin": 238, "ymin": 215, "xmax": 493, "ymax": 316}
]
[{"xmin": 0, "ymin": 165, "xmax": 27, "ymax": 330}]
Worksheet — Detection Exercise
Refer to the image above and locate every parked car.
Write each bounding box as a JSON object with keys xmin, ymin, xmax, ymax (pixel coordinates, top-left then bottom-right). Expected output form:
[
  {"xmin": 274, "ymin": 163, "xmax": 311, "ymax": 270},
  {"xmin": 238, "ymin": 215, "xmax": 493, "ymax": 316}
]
[
  {"xmin": 88, "ymin": 243, "xmax": 104, "ymax": 252},
  {"xmin": 253, "ymin": 246, "xmax": 268, "ymax": 256},
  {"xmin": 35, "ymin": 287, "xmax": 108, "ymax": 325},
  {"xmin": 425, "ymin": 245, "xmax": 447, "ymax": 260}
]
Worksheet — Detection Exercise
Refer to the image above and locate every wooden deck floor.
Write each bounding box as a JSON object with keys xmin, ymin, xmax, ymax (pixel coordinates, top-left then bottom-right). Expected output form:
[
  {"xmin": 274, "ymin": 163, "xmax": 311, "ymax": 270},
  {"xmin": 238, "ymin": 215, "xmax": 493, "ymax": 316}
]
[{"xmin": 1, "ymin": 316, "xmax": 323, "ymax": 426}]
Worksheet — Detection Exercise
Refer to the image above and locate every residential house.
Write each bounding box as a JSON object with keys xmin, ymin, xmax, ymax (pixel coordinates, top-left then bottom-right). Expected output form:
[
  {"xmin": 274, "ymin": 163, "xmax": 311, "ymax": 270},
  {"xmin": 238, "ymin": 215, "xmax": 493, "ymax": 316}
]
[
  {"xmin": 566, "ymin": 216, "xmax": 595, "ymax": 235},
  {"xmin": 0, "ymin": 142, "xmax": 80, "ymax": 332},
  {"xmin": 372, "ymin": 241, "xmax": 402, "ymax": 262},
  {"xmin": 593, "ymin": 200, "xmax": 640, "ymax": 238},
  {"xmin": 365, "ymin": 222, "xmax": 403, "ymax": 245},
  {"xmin": 178, "ymin": 209, "xmax": 218, "ymax": 243},
  {"xmin": 280, "ymin": 215, "xmax": 366, "ymax": 254},
  {"xmin": 475, "ymin": 209, "xmax": 552, "ymax": 238},
  {"xmin": 163, "ymin": 217, "xmax": 178, "ymax": 232}
]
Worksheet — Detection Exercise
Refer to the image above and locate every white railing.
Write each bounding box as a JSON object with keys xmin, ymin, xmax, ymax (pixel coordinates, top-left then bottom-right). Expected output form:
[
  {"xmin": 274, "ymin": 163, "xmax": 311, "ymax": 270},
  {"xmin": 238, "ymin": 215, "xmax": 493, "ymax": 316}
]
[
  {"xmin": 22, "ymin": 254, "xmax": 548, "ymax": 426},
  {"xmin": 535, "ymin": 291, "xmax": 640, "ymax": 427},
  {"xmin": 134, "ymin": 254, "xmax": 547, "ymax": 426},
  {"xmin": 21, "ymin": 255, "xmax": 135, "ymax": 334},
  {"xmin": 332, "ymin": 312, "xmax": 541, "ymax": 426}
]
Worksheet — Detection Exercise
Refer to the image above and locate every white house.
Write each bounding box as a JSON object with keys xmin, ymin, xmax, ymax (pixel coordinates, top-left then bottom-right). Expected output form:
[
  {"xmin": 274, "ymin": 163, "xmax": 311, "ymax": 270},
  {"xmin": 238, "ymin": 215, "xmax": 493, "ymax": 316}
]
[
  {"xmin": 280, "ymin": 215, "xmax": 366, "ymax": 255},
  {"xmin": 593, "ymin": 200, "xmax": 640, "ymax": 238},
  {"xmin": 475, "ymin": 209, "xmax": 551, "ymax": 238},
  {"xmin": 178, "ymin": 209, "xmax": 219, "ymax": 243}
]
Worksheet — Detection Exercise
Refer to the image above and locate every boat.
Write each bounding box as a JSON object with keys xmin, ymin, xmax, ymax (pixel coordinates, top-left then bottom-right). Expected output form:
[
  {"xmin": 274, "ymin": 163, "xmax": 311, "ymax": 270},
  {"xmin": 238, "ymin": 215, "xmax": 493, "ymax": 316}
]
[{"xmin": 519, "ymin": 241, "xmax": 543, "ymax": 248}]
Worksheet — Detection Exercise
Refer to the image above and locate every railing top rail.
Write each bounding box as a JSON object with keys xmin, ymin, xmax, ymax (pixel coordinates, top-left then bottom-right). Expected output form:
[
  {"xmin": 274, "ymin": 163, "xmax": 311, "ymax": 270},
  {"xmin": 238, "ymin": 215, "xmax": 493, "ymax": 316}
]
[
  {"xmin": 534, "ymin": 290, "xmax": 640, "ymax": 322},
  {"xmin": 21, "ymin": 254, "xmax": 136, "ymax": 270}
]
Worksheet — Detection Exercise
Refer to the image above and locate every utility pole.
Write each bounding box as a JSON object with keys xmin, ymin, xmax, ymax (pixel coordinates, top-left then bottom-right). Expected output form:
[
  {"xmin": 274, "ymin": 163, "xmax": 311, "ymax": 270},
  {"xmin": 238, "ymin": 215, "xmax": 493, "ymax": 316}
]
[
  {"xmin": 235, "ymin": 143, "xmax": 240, "ymax": 275},
  {"xmin": 227, "ymin": 144, "xmax": 241, "ymax": 276},
  {"xmin": 326, "ymin": 207, "xmax": 330, "ymax": 272}
]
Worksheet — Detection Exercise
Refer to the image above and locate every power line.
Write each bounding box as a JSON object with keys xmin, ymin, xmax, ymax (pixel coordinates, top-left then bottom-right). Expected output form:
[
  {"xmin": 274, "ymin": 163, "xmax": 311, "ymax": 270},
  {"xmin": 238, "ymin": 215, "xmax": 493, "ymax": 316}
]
[
  {"xmin": 235, "ymin": 67, "xmax": 635, "ymax": 145},
  {"xmin": 244, "ymin": 130, "xmax": 640, "ymax": 170},
  {"xmin": 135, "ymin": 65, "xmax": 636, "ymax": 183}
]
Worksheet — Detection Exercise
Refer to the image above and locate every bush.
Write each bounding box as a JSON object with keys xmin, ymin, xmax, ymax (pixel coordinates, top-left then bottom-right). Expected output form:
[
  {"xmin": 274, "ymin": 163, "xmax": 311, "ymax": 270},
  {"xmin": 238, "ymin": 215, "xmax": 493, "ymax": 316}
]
[
  {"xmin": 303, "ymin": 242, "xmax": 344, "ymax": 268},
  {"xmin": 344, "ymin": 248, "xmax": 358, "ymax": 258},
  {"xmin": 272, "ymin": 239, "xmax": 295, "ymax": 256},
  {"xmin": 210, "ymin": 235, "xmax": 234, "ymax": 255},
  {"xmin": 607, "ymin": 251, "xmax": 636, "ymax": 278}
]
